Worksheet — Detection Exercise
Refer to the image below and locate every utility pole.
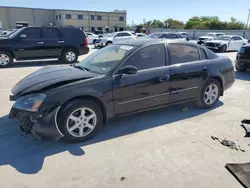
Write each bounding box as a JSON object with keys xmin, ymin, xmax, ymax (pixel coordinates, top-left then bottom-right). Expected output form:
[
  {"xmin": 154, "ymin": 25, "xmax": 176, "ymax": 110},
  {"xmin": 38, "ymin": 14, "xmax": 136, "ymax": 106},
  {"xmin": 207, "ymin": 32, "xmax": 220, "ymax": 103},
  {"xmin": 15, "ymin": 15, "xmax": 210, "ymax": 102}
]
[{"xmin": 246, "ymin": 9, "xmax": 250, "ymax": 29}]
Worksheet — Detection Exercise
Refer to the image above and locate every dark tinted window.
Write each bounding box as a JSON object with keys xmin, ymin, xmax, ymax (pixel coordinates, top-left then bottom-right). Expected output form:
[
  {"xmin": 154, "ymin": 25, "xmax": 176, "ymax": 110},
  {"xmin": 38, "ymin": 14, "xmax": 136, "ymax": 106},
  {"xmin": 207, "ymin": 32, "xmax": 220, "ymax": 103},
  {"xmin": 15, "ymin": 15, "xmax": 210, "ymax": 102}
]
[
  {"xmin": 56, "ymin": 15, "xmax": 58, "ymax": 20},
  {"xmin": 161, "ymin": 33, "xmax": 171, "ymax": 39},
  {"xmin": 21, "ymin": 28, "xmax": 41, "ymax": 39},
  {"xmin": 122, "ymin": 44, "xmax": 165, "ymax": 70},
  {"xmin": 119, "ymin": 17, "xmax": 124, "ymax": 21},
  {"xmin": 77, "ymin": 15, "xmax": 83, "ymax": 20},
  {"xmin": 200, "ymin": 48, "xmax": 207, "ymax": 60},
  {"xmin": 60, "ymin": 28, "xmax": 85, "ymax": 39},
  {"xmin": 169, "ymin": 44, "xmax": 199, "ymax": 64},
  {"xmin": 66, "ymin": 14, "xmax": 71, "ymax": 19},
  {"xmin": 170, "ymin": 34, "xmax": 178, "ymax": 38},
  {"xmin": 235, "ymin": 36, "xmax": 242, "ymax": 40},
  {"xmin": 43, "ymin": 28, "xmax": 60, "ymax": 39},
  {"xmin": 97, "ymin": 16, "xmax": 102, "ymax": 20},
  {"xmin": 59, "ymin": 14, "xmax": 61, "ymax": 19},
  {"xmin": 121, "ymin": 33, "xmax": 131, "ymax": 37},
  {"xmin": 115, "ymin": 33, "xmax": 123, "ymax": 37},
  {"xmin": 90, "ymin": 15, "xmax": 95, "ymax": 20}
]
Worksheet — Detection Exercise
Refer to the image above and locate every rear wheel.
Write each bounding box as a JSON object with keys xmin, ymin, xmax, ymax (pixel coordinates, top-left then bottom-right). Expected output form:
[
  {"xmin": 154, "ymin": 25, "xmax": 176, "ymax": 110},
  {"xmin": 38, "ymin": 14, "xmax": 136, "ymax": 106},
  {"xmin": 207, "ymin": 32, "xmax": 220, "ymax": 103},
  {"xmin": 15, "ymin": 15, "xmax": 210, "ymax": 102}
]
[
  {"xmin": 236, "ymin": 65, "xmax": 247, "ymax": 72},
  {"xmin": 197, "ymin": 79, "xmax": 221, "ymax": 109},
  {"xmin": 58, "ymin": 100, "xmax": 103, "ymax": 142},
  {"xmin": 62, "ymin": 49, "xmax": 78, "ymax": 63},
  {"xmin": 0, "ymin": 51, "xmax": 13, "ymax": 68}
]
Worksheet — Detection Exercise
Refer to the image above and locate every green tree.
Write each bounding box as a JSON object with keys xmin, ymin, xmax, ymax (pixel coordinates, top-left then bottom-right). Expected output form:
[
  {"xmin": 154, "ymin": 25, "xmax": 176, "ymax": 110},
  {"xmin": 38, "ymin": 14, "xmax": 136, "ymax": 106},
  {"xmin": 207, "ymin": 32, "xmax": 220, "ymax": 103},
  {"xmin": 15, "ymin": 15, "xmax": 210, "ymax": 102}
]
[
  {"xmin": 150, "ymin": 20, "xmax": 164, "ymax": 28},
  {"xmin": 164, "ymin": 18, "xmax": 184, "ymax": 29}
]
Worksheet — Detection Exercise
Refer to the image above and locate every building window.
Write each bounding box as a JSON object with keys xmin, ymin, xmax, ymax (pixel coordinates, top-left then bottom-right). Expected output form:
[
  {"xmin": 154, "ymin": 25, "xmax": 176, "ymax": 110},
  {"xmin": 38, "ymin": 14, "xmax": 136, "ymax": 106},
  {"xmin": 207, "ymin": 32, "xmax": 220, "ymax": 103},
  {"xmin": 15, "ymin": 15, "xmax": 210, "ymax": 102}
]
[
  {"xmin": 90, "ymin": 15, "xmax": 95, "ymax": 20},
  {"xmin": 66, "ymin": 14, "xmax": 71, "ymax": 19},
  {"xmin": 119, "ymin": 16, "xmax": 125, "ymax": 21},
  {"xmin": 77, "ymin": 15, "xmax": 83, "ymax": 20},
  {"xmin": 59, "ymin": 14, "xmax": 61, "ymax": 19},
  {"xmin": 56, "ymin": 15, "xmax": 58, "ymax": 20},
  {"xmin": 97, "ymin": 15, "xmax": 102, "ymax": 20}
]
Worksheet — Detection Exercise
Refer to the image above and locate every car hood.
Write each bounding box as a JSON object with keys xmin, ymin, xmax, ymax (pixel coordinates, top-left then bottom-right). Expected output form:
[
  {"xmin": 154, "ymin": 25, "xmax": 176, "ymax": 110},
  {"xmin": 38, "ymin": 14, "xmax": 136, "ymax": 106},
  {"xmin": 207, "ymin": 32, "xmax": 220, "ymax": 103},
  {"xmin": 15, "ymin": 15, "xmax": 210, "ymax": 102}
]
[{"xmin": 11, "ymin": 65, "xmax": 98, "ymax": 96}]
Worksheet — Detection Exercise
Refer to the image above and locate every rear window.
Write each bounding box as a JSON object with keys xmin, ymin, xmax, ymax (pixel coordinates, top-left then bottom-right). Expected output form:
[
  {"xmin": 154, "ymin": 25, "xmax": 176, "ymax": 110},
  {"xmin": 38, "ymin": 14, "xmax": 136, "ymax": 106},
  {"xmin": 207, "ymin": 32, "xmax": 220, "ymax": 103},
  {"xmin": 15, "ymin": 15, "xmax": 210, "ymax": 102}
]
[{"xmin": 60, "ymin": 28, "xmax": 85, "ymax": 39}]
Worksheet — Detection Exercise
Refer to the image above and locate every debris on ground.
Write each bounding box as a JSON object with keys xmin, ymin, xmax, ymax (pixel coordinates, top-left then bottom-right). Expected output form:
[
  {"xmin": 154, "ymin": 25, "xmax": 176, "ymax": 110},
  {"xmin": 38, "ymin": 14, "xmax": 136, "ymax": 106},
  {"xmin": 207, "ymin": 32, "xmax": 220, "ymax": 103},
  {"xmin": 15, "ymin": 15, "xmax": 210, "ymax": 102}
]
[
  {"xmin": 120, "ymin": 177, "xmax": 126, "ymax": 181},
  {"xmin": 211, "ymin": 136, "xmax": 246, "ymax": 152},
  {"xmin": 241, "ymin": 119, "xmax": 250, "ymax": 137},
  {"xmin": 226, "ymin": 163, "xmax": 250, "ymax": 188}
]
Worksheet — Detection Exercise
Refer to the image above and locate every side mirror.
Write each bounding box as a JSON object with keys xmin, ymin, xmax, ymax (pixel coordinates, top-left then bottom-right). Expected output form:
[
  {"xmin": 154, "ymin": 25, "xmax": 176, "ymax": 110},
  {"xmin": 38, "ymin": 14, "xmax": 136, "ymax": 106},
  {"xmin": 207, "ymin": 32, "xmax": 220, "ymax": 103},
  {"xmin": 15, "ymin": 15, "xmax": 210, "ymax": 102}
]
[
  {"xmin": 117, "ymin": 65, "xmax": 137, "ymax": 75},
  {"xmin": 20, "ymin": 34, "xmax": 26, "ymax": 39}
]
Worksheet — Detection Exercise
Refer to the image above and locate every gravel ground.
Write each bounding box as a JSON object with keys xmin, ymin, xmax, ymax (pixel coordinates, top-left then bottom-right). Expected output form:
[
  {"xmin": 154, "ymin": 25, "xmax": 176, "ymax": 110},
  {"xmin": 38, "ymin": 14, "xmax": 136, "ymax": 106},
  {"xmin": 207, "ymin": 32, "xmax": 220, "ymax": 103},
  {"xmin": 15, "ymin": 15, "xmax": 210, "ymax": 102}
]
[{"xmin": 0, "ymin": 45, "xmax": 249, "ymax": 188}]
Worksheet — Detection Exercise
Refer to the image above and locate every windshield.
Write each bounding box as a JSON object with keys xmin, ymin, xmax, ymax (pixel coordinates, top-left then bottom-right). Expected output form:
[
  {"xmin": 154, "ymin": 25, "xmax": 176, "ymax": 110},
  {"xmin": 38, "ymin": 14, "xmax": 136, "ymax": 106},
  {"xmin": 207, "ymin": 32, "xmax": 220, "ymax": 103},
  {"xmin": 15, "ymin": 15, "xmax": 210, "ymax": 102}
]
[
  {"xmin": 206, "ymin": 33, "xmax": 215, "ymax": 37},
  {"xmin": 77, "ymin": 45, "xmax": 135, "ymax": 74},
  {"xmin": 148, "ymin": 32, "xmax": 163, "ymax": 38},
  {"xmin": 214, "ymin": 36, "xmax": 231, "ymax": 41},
  {"xmin": 8, "ymin": 28, "xmax": 24, "ymax": 38}
]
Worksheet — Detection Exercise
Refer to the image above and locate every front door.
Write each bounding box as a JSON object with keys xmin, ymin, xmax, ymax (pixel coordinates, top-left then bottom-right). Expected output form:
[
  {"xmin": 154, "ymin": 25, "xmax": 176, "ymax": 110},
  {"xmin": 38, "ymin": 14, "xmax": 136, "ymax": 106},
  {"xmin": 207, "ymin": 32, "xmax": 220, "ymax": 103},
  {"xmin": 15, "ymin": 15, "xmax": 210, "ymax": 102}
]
[
  {"xmin": 113, "ymin": 44, "xmax": 171, "ymax": 115},
  {"xmin": 14, "ymin": 27, "xmax": 44, "ymax": 59},
  {"xmin": 167, "ymin": 43, "xmax": 206, "ymax": 103},
  {"xmin": 41, "ymin": 27, "xmax": 62, "ymax": 57}
]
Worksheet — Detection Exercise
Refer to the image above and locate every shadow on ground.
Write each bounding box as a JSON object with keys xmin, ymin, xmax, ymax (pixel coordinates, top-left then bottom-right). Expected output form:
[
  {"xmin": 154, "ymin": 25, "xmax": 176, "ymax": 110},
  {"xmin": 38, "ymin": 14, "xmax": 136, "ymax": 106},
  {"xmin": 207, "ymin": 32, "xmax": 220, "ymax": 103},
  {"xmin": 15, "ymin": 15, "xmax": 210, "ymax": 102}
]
[
  {"xmin": 235, "ymin": 71, "xmax": 250, "ymax": 81},
  {"xmin": 0, "ymin": 101, "xmax": 223, "ymax": 174}
]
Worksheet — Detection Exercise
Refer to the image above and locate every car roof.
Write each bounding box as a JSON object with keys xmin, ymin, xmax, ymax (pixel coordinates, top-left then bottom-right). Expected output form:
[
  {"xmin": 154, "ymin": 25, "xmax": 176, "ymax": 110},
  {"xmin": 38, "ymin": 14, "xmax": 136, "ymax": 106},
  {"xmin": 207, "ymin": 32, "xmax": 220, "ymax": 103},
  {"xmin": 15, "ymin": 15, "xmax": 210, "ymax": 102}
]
[{"xmin": 115, "ymin": 38, "xmax": 195, "ymax": 47}]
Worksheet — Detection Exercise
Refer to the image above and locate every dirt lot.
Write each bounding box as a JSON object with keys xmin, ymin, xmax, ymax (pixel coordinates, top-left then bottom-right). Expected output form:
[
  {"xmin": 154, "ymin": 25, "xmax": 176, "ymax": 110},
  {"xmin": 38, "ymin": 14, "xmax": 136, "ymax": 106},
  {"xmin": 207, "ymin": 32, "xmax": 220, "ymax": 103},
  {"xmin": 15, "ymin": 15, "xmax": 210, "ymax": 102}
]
[{"xmin": 0, "ymin": 46, "xmax": 249, "ymax": 188}]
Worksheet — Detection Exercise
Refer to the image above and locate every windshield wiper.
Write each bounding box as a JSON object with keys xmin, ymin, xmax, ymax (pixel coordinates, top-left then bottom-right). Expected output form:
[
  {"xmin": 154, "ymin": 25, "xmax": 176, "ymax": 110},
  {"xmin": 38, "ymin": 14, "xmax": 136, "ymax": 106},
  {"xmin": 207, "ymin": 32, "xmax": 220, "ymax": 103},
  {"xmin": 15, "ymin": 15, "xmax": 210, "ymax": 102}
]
[{"xmin": 72, "ymin": 64, "xmax": 89, "ymax": 71}]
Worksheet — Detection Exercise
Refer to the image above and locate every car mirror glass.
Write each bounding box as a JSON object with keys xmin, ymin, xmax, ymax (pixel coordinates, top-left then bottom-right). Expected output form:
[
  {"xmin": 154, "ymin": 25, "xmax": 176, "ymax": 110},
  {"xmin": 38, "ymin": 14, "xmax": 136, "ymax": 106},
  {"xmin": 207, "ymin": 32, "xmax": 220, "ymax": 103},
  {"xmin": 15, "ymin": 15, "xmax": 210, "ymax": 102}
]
[{"xmin": 117, "ymin": 65, "xmax": 137, "ymax": 75}]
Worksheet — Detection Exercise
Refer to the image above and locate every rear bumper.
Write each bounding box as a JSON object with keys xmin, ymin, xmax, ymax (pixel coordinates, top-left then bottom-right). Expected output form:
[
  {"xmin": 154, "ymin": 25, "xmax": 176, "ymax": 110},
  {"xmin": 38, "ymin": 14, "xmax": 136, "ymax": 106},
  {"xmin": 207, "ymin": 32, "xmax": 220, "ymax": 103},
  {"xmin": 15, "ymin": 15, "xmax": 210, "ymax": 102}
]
[
  {"xmin": 78, "ymin": 46, "xmax": 89, "ymax": 56},
  {"xmin": 9, "ymin": 106, "xmax": 63, "ymax": 141}
]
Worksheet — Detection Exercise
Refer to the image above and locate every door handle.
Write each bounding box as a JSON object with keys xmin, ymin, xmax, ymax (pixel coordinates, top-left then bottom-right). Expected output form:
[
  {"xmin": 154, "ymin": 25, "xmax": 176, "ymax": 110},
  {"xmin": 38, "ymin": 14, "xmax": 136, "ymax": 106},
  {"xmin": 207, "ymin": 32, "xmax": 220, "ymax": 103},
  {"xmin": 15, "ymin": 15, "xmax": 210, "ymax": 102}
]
[
  {"xmin": 159, "ymin": 75, "xmax": 170, "ymax": 82},
  {"xmin": 37, "ymin": 42, "xmax": 43, "ymax": 44},
  {"xmin": 202, "ymin": 67, "xmax": 207, "ymax": 71},
  {"xmin": 58, "ymin": 41, "xmax": 64, "ymax": 43}
]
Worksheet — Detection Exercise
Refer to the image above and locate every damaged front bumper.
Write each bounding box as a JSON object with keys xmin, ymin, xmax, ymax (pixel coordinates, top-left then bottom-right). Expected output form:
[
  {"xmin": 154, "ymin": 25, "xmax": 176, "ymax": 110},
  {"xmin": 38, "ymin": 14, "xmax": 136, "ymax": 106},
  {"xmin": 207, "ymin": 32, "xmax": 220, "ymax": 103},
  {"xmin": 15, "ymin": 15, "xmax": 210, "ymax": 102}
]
[{"xmin": 9, "ymin": 106, "xmax": 64, "ymax": 141}]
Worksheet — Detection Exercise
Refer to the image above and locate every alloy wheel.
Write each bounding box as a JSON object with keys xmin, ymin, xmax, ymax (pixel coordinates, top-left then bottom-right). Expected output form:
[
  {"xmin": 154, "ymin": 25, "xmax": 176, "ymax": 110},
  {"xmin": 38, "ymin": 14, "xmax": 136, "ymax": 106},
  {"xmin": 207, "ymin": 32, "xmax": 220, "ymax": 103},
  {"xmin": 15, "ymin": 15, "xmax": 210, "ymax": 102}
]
[
  {"xmin": 66, "ymin": 107, "xmax": 97, "ymax": 138},
  {"xmin": 66, "ymin": 52, "xmax": 76, "ymax": 62},
  {"xmin": 204, "ymin": 84, "xmax": 219, "ymax": 105},
  {"xmin": 0, "ymin": 54, "xmax": 10, "ymax": 65}
]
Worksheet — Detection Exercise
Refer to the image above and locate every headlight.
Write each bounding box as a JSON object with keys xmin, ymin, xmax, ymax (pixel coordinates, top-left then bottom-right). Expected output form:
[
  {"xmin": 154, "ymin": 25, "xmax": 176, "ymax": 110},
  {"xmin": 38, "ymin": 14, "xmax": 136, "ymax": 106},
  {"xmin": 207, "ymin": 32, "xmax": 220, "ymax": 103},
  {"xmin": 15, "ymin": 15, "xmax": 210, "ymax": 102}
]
[{"xmin": 14, "ymin": 94, "xmax": 46, "ymax": 112}]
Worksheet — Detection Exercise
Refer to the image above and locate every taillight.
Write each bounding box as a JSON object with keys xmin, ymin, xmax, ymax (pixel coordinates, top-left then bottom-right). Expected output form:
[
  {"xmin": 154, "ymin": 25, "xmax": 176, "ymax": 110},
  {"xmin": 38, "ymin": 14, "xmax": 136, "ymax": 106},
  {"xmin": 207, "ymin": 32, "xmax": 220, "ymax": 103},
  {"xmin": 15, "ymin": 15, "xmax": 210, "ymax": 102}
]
[{"xmin": 85, "ymin": 37, "xmax": 88, "ymax": 47}]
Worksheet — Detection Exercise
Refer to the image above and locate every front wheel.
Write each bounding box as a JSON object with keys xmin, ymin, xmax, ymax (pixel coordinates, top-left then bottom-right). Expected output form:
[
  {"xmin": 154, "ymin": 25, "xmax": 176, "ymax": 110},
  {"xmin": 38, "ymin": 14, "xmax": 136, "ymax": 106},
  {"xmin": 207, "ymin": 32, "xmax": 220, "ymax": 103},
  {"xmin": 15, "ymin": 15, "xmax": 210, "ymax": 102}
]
[
  {"xmin": 219, "ymin": 45, "xmax": 226, "ymax": 53},
  {"xmin": 197, "ymin": 79, "xmax": 221, "ymax": 109},
  {"xmin": 57, "ymin": 100, "xmax": 103, "ymax": 142},
  {"xmin": 0, "ymin": 51, "xmax": 13, "ymax": 68},
  {"xmin": 62, "ymin": 49, "xmax": 78, "ymax": 63},
  {"xmin": 106, "ymin": 41, "xmax": 112, "ymax": 46}
]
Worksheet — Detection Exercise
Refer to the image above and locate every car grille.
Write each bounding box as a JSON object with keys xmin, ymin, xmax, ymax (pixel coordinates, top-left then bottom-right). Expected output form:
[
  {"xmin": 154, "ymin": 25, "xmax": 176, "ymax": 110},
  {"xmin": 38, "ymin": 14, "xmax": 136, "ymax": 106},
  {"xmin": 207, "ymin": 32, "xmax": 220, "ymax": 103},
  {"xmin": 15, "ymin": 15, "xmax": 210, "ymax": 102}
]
[{"xmin": 205, "ymin": 43, "xmax": 220, "ymax": 47}]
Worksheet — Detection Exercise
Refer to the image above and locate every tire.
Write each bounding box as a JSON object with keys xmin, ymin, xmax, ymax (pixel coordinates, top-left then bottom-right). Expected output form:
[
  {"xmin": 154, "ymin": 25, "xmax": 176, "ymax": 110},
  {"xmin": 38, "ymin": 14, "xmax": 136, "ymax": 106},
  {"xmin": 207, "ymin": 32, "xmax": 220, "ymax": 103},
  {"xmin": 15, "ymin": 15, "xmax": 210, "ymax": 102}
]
[
  {"xmin": 106, "ymin": 41, "xmax": 112, "ymax": 46},
  {"xmin": 57, "ymin": 100, "xmax": 103, "ymax": 142},
  {"xmin": 219, "ymin": 45, "xmax": 226, "ymax": 53},
  {"xmin": 236, "ymin": 65, "xmax": 247, "ymax": 72},
  {"xmin": 61, "ymin": 49, "xmax": 78, "ymax": 63},
  {"xmin": 197, "ymin": 79, "xmax": 221, "ymax": 109},
  {"xmin": 0, "ymin": 50, "xmax": 13, "ymax": 68},
  {"xmin": 93, "ymin": 39, "xmax": 97, "ymax": 44}
]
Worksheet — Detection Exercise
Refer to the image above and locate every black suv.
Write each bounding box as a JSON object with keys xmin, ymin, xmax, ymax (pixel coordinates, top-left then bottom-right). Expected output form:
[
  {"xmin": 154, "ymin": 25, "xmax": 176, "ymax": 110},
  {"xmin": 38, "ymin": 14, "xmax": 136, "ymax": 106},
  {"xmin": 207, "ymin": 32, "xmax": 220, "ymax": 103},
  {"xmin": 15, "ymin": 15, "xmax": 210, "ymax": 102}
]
[
  {"xmin": 0, "ymin": 26, "xmax": 89, "ymax": 67},
  {"xmin": 236, "ymin": 44, "xmax": 250, "ymax": 72}
]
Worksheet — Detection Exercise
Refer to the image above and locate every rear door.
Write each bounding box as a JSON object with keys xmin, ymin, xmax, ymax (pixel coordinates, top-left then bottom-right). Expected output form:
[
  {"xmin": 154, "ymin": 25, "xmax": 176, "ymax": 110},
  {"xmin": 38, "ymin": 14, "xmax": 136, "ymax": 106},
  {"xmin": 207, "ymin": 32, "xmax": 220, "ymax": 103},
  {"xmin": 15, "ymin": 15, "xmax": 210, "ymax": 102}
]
[
  {"xmin": 14, "ymin": 27, "xmax": 43, "ymax": 59},
  {"xmin": 113, "ymin": 44, "xmax": 171, "ymax": 115},
  {"xmin": 41, "ymin": 27, "xmax": 62, "ymax": 57},
  {"xmin": 167, "ymin": 43, "xmax": 206, "ymax": 103}
]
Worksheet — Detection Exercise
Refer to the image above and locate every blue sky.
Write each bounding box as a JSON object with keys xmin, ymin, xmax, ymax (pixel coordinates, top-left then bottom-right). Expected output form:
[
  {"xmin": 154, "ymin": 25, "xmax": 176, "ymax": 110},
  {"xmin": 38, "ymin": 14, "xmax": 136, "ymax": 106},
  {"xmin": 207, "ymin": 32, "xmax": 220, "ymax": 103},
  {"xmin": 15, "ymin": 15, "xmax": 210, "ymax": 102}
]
[{"xmin": 3, "ymin": 0, "xmax": 250, "ymax": 25}]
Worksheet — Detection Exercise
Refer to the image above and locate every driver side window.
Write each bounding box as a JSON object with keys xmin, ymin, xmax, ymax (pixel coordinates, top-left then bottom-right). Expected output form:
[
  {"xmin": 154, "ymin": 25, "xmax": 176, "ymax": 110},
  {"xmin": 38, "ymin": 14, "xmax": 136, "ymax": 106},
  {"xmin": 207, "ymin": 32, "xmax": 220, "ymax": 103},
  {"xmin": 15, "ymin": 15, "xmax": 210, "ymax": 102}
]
[
  {"xmin": 121, "ymin": 44, "xmax": 166, "ymax": 71},
  {"xmin": 115, "ymin": 33, "xmax": 123, "ymax": 38}
]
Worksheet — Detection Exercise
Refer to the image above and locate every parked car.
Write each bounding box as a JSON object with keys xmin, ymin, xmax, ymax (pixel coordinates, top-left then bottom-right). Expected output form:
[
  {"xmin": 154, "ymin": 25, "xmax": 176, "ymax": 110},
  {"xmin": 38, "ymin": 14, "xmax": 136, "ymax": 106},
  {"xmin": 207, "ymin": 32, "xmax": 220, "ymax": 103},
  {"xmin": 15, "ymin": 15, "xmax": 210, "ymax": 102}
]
[
  {"xmin": 136, "ymin": 33, "xmax": 147, "ymax": 37},
  {"xmin": 178, "ymin": 32, "xmax": 189, "ymax": 41},
  {"xmin": 94, "ymin": 30, "xmax": 108, "ymax": 38},
  {"xmin": 235, "ymin": 44, "xmax": 250, "ymax": 72},
  {"xmin": 147, "ymin": 32, "xmax": 188, "ymax": 41},
  {"xmin": 85, "ymin": 32, "xmax": 99, "ymax": 44},
  {"xmin": 197, "ymin": 33, "xmax": 225, "ymax": 45},
  {"xmin": 0, "ymin": 25, "xmax": 89, "ymax": 67},
  {"xmin": 94, "ymin": 31, "xmax": 137, "ymax": 48},
  {"xmin": 203, "ymin": 35, "xmax": 248, "ymax": 52},
  {"xmin": 9, "ymin": 39, "xmax": 235, "ymax": 142}
]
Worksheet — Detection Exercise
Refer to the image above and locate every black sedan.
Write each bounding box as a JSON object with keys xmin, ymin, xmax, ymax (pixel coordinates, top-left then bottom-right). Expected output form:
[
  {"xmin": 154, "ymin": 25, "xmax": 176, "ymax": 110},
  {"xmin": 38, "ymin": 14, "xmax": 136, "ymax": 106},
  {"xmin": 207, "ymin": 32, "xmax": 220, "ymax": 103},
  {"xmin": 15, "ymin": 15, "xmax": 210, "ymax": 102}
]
[
  {"xmin": 9, "ymin": 39, "xmax": 235, "ymax": 142},
  {"xmin": 235, "ymin": 44, "xmax": 250, "ymax": 72}
]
